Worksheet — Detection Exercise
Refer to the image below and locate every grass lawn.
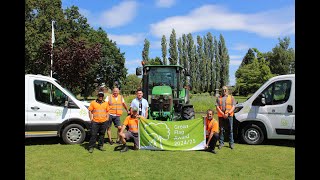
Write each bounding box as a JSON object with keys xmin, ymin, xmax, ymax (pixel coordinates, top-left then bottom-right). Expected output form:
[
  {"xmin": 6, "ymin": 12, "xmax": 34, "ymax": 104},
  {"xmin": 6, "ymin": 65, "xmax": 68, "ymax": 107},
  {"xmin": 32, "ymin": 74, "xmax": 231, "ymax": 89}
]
[{"xmin": 25, "ymin": 94, "xmax": 295, "ymax": 179}]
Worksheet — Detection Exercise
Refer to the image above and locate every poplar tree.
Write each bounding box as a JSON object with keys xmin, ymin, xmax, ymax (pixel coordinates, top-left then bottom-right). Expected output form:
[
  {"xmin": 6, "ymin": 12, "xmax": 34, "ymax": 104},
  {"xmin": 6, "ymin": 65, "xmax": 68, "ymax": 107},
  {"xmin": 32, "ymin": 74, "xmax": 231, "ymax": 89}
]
[
  {"xmin": 169, "ymin": 29, "xmax": 178, "ymax": 65},
  {"xmin": 142, "ymin": 38, "xmax": 150, "ymax": 64},
  {"xmin": 187, "ymin": 33, "xmax": 197, "ymax": 93},
  {"xmin": 218, "ymin": 34, "xmax": 230, "ymax": 87},
  {"xmin": 214, "ymin": 36, "xmax": 220, "ymax": 89},
  {"xmin": 177, "ymin": 37, "xmax": 183, "ymax": 66},
  {"xmin": 161, "ymin": 35, "xmax": 167, "ymax": 65},
  {"xmin": 197, "ymin": 35, "xmax": 206, "ymax": 92},
  {"xmin": 206, "ymin": 32, "xmax": 215, "ymax": 93}
]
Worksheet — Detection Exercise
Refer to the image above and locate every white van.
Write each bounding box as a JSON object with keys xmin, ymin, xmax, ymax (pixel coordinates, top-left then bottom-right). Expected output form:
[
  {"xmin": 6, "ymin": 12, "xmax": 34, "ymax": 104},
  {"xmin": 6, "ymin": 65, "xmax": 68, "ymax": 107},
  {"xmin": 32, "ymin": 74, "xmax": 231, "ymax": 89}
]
[
  {"xmin": 234, "ymin": 74, "xmax": 295, "ymax": 145},
  {"xmin": 25, "ymin": 74, "xmax": 91, "ymax": 144}
]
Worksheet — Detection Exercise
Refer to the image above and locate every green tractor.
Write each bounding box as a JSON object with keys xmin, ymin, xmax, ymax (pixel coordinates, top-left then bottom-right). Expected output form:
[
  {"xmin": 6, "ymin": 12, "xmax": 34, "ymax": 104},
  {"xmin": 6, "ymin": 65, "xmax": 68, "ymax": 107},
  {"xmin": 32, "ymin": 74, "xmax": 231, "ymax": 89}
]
[{"xmin": 136, "ymin": 64, "xmax": 195, "ymax": 121}]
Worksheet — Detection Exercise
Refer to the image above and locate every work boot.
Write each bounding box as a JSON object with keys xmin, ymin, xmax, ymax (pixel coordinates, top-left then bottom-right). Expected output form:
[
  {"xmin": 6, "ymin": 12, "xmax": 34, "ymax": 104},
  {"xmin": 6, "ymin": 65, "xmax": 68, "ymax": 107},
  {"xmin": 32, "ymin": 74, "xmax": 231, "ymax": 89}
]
[
  {"xmin": 109, "ymin": 140, "xmax": 114, "ymax": 145},
  {"xmin": 116, "ymin": 140, "xmax": 122, "ymax": 145},
  {"xmin": 210, "ymin": 149, "xmax": 217, "ymax": 154},
  {"xmin": 218, "ymin": 143, "xmax": 224, "ymax": 149},
  {"xmin": 88, "ymin": 148, "xmax": 94, "ymax": 153},
  {"xmin": 230, "ymin": 143, "xmax": 234, "ymax": 149},
  {"xmin": 120, "ymin": 145, "xmax": 129, "ymax": 152},
  {"xmin": 97, "ymin": 146, "xmax": 106, "ymax": 151},
  {"xmin": 133, "ymin": 145, "xmax": 139, "ymax": 150}
]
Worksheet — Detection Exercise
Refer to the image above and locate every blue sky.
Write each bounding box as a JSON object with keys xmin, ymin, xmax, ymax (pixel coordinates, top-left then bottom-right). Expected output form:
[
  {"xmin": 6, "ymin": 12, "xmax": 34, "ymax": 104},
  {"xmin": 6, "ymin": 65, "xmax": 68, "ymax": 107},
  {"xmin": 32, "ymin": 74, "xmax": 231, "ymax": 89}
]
[{"xmin": 61, "ymin": 0, "xmax": 295, "ymax": 86}]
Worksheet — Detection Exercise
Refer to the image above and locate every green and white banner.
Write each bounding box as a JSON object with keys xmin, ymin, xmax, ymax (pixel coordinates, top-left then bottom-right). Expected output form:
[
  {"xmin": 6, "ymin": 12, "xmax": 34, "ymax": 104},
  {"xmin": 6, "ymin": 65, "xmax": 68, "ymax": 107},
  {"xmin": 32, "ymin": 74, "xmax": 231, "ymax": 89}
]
[{"xmin": 139, "ymin": 118, "xmax": 205, "ymax": 150}]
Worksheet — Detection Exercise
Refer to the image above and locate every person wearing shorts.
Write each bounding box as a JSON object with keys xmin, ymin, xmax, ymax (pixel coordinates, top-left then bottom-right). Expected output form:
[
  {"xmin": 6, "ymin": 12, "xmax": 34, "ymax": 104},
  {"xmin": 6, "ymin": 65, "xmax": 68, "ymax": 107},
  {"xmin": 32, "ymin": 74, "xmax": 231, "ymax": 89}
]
[{"xmin": 105, "ymin": 87, "xmax": 129, "ymax": 145}]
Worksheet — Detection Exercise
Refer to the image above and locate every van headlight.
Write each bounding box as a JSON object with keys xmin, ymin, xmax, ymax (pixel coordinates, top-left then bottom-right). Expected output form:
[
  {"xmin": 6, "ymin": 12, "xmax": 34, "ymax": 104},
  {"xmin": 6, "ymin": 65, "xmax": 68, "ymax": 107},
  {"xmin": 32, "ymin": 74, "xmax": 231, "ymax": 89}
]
[{"xmin": 233, "ymin": 104, "xmax": 243, "ymax": 113}]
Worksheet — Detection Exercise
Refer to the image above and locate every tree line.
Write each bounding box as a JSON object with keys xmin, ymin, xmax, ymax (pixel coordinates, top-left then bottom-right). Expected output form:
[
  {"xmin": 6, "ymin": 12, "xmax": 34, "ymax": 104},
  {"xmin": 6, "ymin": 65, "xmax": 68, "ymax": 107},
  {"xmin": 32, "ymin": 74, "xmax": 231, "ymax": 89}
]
[
  {"xmin": 235, "ymin": 37, "xmax": 295, "ymax": 96},
  {"xmin": 141, "ymin": 30, "xmax": 294, "ymax": 96},
  {"xmin": 141, "ymin": 29, "xmax": 230, "ymax": 94}
]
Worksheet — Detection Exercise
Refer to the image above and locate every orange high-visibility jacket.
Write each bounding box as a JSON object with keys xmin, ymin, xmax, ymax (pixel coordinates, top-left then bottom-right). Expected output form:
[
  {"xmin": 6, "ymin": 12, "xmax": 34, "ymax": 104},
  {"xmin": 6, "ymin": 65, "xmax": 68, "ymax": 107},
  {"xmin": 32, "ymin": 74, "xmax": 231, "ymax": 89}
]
[
  {"xmin": 208, "ymin": 118, "xmax": 219, "ymax": 134},
  {"xmin": 123, "ymin": 116, "xmax": 139, "ymax": 133},
  {"xmin": 217, "ymin": 95, "xmax": 234, "ymax": 117},
  {"xmin": 88, "ymin": 100, "xmax": 109, "ymax": 123},
  {"xmin": 108, "ymin": 95, "xmax": 123, "ymax": 116}
]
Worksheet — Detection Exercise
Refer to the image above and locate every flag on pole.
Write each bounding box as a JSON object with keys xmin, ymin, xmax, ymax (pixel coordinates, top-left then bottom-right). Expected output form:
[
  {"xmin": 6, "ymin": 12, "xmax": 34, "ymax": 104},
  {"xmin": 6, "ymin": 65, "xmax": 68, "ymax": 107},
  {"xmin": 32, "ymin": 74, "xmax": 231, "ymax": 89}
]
[{"xmin": 51, "ymin": 20, "xmax": 55, "ymax": 45}]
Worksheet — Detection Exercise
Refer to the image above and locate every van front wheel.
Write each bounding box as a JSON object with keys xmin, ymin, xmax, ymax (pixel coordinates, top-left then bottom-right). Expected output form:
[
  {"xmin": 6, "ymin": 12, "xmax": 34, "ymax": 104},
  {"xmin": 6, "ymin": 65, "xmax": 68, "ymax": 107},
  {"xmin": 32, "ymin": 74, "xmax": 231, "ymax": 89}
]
[
  {"xmin": 241, "ymin": 124, "xmax": 264, "ymax": 145},
  {"xmin": 62, "ymin": 124, "xmax": 86, "ymax": 144}
]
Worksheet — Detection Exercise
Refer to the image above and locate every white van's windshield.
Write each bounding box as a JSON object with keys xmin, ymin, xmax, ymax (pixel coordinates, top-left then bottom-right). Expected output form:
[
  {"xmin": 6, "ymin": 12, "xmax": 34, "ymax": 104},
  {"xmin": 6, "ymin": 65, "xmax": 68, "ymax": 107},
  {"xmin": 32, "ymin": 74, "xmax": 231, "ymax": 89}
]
[
  {"xmin": 54, "ymin": 79, "xmax": 78, "ymax": 99},
  {"xmin": 63, "ymin": 87, "xmax": 77, "ymax": 99}
]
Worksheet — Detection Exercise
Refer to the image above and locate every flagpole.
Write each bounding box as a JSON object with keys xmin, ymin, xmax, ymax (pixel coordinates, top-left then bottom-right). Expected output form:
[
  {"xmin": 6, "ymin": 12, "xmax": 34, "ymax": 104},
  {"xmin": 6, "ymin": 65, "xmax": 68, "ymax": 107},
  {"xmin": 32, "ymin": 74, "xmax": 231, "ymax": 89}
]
[{"xmin": 51, "ymin": 20, "xmax": 55, "ymax": 78}]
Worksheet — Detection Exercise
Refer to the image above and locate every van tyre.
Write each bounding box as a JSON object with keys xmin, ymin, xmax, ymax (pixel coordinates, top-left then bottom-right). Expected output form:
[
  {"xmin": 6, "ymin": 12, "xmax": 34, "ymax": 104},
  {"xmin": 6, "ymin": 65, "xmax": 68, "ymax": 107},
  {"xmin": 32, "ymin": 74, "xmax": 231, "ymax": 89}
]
[
  {"xmin": 62, "ymin": 124, "xmax": 86, "ymax": 144},
  {"xmin": 241, "ymin": 124, "xmax": 264, "ymax": 145},
  {"xmin": 182, "ymin": 107, "xmax": 195, "ymax": 120}
]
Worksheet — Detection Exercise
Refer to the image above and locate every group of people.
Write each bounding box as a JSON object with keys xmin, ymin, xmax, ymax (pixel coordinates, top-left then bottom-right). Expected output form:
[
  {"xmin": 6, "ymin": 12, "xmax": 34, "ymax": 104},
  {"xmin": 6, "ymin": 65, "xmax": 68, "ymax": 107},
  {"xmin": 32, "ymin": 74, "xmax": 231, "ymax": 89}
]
[
  {"xmin": 88, "ymin": 85, "xmax": 236, "ymax": 154},
  {"xmin": 87, "ymin": 88, "xmax": 148, "ymax": 153}
]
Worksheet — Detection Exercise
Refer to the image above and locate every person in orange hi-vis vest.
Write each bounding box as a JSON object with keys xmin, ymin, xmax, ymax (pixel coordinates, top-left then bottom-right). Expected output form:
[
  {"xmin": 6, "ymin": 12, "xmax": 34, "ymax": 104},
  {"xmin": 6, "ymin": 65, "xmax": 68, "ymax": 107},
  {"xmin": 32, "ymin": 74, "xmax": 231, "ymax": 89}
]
[
  {"xmin": 105, "ymin": 87, "xmax": 129, "ymax": 145},
  {"xmin": 204, "ymin": 109, "xmax": 219, "ymax": 154},
  {"xmin": 216, "ymin": 86, "xmax": 236, "ymax": 150},
  {"xmin": 119, "ymin": 107, "xmax": 144, "ymax": 152},
  {"xmin": 87, "ymin": 91, "xmax": 109, "ymax": 153}
]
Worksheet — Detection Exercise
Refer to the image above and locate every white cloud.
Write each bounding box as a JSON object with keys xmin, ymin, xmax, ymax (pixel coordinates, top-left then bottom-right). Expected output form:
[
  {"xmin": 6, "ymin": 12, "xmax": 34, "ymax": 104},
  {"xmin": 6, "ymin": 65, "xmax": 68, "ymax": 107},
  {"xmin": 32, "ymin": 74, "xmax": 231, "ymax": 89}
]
[
  {"xmin": 229, "ymin": 55, "xmax": 243, "ymax": 60},
  {"xmin": 231, "ymin": 43, "xmax": 250, "ymax": 51},
  {"xmin": 230, "ymin": 60, "xmax": 242, "ymax": 66},
  {"xmin": 108, "ymin": 33, "xmax": 145, "ymax": 46},
  {"xmin": 155, "ymin": 0, "xmax": 176, "ymax": 8},
  {"xmin": 229, "ymin": 55, "xmax": 242, "ymax": 66},
  {"xmin": 96, "ymin": 1, "xmax": 138, "ymax": 28},
  {"xmin": 150, "ymin": 40, "xmax": 162, "ymax": 49},
  {"xmin": 150, "ymin": 4, "xmax": 294, "ymax": 38}
]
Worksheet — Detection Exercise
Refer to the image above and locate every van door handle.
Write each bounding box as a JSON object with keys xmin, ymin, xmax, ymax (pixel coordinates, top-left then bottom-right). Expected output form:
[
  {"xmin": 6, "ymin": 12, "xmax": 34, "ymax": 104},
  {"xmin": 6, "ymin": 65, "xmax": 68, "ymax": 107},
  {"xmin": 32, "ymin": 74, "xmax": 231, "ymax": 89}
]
[
  {"xmin": 31, "ymin": 106, "xmax": 40, "ymax": 110},
  {"xmin": 287, "ymin": 105, "xmax": 293, "ymax": 113}
]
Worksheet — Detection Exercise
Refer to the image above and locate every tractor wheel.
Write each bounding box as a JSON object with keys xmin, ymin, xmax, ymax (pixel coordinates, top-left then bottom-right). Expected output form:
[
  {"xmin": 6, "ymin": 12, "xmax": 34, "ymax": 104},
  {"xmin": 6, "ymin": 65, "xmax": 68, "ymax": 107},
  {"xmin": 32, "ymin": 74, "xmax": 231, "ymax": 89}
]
[{"xmin": 182, "ymin": 107, "xmax": 195, "ymax": 120}]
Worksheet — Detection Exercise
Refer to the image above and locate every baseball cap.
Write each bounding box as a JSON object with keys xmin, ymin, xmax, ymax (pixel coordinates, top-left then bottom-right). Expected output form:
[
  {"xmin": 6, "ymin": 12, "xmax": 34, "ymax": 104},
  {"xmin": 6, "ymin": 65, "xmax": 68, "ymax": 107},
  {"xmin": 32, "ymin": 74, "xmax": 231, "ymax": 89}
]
[
  {"xmin": 98, "ymin": 91, "xmax": 104, "ymax": 96},
  {"xmin": 132, "ymin": 107, "xmax": 138, "ymax": 112}
]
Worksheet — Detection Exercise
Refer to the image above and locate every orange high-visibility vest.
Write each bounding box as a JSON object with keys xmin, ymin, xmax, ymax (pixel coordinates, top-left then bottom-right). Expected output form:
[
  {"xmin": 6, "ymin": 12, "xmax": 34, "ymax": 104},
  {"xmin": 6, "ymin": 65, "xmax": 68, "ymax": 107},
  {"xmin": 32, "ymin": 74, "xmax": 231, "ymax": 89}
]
[
  {"xmin": 123, "ymin": 116, "xmax": 139, "ymax": 133},
  {"xmin": 217, "ymin": 95, "xmax": 234, "ymax": 117},
  {"xmin": 89, "ymin": 101, "xmax": 109, "ymax": 123},
  {"xmin": 109, "ymin": 95, "xmax": 123, "ymax": 116}
]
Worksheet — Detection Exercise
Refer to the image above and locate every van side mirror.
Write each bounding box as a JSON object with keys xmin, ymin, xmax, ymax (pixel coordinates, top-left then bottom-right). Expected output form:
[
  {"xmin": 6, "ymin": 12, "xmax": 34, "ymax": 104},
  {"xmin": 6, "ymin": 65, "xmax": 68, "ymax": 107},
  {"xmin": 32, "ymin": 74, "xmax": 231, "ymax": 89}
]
[
  {"xmin": 64, "ymin": 100, "xmax": 68, "ymax": 107},
  {"xmin": 136, "ymin": 67, "xmax": 142, "ymax": 76},
  {"xmin": 252, "ymin": 93, "xmax": 266, "ymax": 106},
  {"xmin": 261, "ymin": 94, "xmax": 266, "ymax": 105}
]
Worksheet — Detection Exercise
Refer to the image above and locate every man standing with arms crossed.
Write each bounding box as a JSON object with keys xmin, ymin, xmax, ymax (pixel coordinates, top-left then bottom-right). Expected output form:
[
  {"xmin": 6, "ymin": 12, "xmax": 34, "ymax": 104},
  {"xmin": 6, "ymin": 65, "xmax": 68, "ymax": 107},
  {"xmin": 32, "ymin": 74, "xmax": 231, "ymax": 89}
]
[
  {"xmin": 105, "ymin": 87, "xmax": 129, "ymax": 145},
  {"xmin": 216, "ymin": 86, "xmax": 236, "ymax": 150}
]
